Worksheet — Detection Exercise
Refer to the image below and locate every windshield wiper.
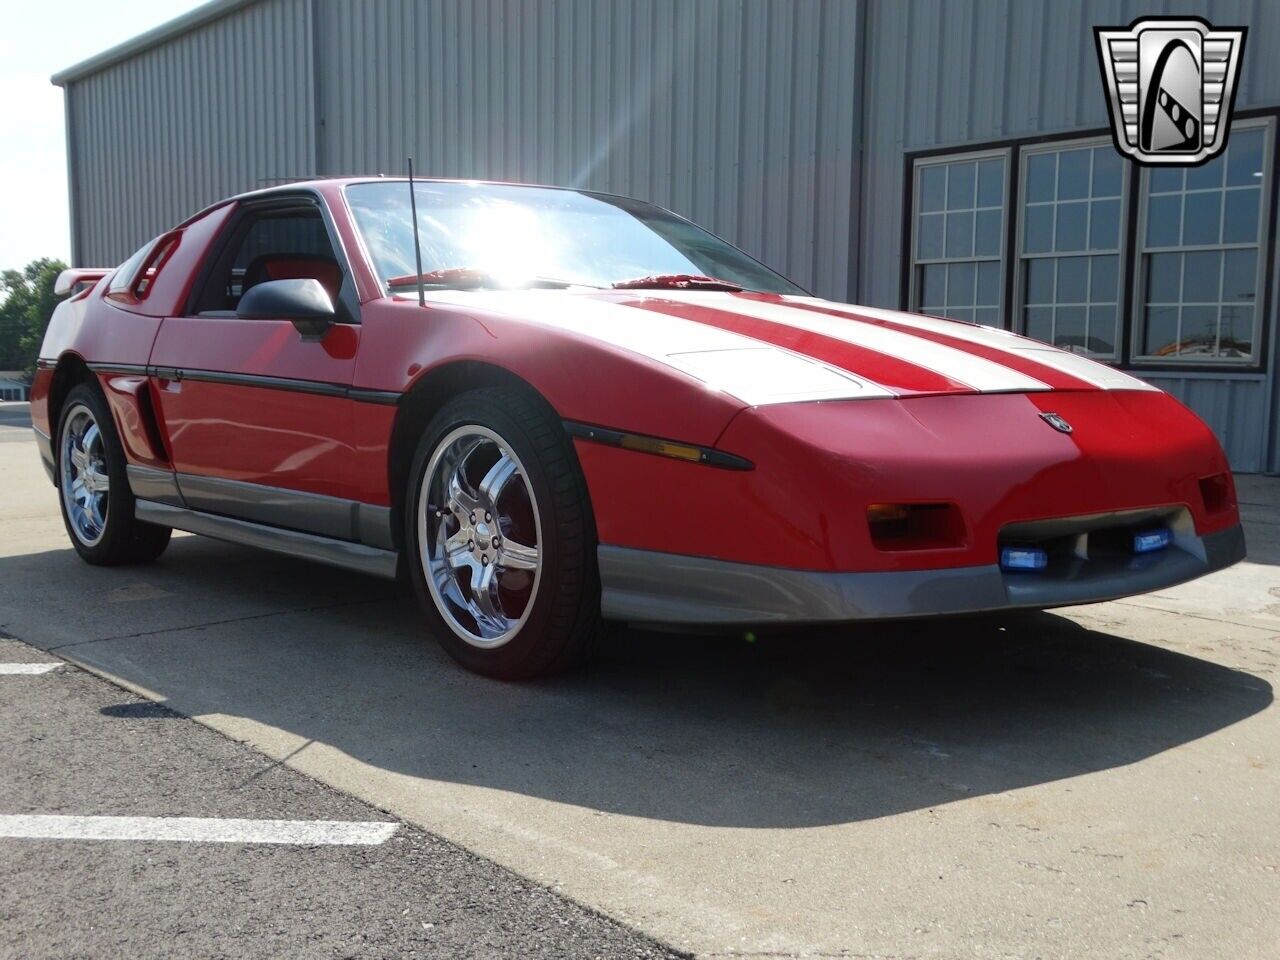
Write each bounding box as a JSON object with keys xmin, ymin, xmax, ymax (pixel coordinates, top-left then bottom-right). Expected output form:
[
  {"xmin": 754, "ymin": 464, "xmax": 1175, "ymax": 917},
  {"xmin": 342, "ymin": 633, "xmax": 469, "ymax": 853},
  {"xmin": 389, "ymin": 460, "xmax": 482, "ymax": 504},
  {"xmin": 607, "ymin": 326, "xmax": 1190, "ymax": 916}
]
[
  {"xmin": 387, "ymin": 267, "xmax": 600, "ymax": 291},
  {"xmin": 611, "ymin": 273, "xmax": 744, "ymax": 292}
]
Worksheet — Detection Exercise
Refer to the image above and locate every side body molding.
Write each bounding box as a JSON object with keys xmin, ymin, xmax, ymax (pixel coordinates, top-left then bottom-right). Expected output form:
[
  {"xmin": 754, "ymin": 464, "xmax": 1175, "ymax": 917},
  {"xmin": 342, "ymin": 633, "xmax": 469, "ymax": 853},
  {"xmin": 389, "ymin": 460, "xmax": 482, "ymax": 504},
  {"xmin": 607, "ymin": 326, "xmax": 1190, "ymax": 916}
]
[{"xmin": 126, "ymin": 468, "xmax": 396, "ymax": 551}]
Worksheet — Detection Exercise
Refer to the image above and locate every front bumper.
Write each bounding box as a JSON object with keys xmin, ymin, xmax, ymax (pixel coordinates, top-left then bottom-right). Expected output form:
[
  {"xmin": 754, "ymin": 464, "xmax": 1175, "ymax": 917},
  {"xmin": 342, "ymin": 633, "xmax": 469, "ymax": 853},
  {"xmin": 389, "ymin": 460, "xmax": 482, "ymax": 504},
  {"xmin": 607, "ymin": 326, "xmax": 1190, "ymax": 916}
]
[{"xmin": 598, "ymin": 522, "xmax": 1246, "ymax": 625}]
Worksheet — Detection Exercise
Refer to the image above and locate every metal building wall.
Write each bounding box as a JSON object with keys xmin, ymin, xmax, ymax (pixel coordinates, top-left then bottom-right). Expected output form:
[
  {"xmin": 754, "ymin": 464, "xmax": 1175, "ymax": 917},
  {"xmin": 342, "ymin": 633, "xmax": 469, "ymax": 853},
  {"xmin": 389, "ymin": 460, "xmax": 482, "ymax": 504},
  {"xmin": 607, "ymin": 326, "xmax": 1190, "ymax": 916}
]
[
  {"xmin": 311, "ymin": 0, "xmax": 864, "ymax": 300},
  {"xmin": 62, "ymin": 0, "xmax": 316, "ymax": 266},
  {"xmin": 62, "ymin": 0, "xmax": 866, "ymax": 302},
  {"xmin": 861, "ymin": 0, "xmax": 1280, "ymax": 473}
]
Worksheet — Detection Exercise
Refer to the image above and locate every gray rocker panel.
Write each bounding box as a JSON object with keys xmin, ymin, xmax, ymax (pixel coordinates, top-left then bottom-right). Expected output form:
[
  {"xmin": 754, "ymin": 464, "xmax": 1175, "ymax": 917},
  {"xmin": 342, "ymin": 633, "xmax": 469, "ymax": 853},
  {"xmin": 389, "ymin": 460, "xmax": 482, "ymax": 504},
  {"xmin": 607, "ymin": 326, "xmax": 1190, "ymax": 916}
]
[
  {"xmin": 126, "ymin": 468, "xmax": 395, "ymax": 550},
  {"xmin": 135, "ymin": 500, "xmax": 399, "ymax": 580},
  {"xmin": 597, "ymin": 523, "xmax": 1246, "ymax": 625}
]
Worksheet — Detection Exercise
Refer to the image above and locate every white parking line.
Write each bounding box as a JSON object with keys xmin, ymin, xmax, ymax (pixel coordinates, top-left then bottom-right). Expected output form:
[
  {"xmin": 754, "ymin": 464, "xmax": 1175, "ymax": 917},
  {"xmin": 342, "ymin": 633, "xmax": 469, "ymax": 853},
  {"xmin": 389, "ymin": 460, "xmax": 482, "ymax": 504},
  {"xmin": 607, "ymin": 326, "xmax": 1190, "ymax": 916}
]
[
  {"xmin": 0, "ymin": 815, "xmax": 399, "ymax": 845},
  {"xmin": 0, "ymin": 663, "xmax": 63, "ymax": 674}
]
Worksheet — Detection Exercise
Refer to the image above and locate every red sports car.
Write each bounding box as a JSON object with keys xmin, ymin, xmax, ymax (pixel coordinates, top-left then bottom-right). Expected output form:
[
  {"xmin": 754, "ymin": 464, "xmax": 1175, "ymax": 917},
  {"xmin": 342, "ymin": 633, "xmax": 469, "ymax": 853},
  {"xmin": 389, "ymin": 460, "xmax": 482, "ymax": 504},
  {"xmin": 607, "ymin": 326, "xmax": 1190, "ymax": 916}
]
[{"xmin": 32, "ymin": 177, "xmax": 1245, "ymax": 677}]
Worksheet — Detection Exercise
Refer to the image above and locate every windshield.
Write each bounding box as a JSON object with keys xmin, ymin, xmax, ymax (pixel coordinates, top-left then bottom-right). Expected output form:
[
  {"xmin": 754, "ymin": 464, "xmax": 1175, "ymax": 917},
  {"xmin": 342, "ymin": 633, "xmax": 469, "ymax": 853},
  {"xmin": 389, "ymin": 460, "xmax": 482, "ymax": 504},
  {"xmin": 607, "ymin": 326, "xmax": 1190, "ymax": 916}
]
[{"xmin": 344, "ymin": 181, "xmax": 806, "ymax": 294}]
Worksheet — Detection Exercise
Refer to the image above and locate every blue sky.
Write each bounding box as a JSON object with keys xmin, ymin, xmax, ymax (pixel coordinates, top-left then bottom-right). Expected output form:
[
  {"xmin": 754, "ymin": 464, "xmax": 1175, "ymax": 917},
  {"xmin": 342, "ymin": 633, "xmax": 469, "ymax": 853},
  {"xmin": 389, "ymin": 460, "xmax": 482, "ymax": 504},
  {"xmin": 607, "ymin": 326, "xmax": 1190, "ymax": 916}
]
[{"xmin": 0, "ymin": 0, "xmax": 205, "ymax": 269}]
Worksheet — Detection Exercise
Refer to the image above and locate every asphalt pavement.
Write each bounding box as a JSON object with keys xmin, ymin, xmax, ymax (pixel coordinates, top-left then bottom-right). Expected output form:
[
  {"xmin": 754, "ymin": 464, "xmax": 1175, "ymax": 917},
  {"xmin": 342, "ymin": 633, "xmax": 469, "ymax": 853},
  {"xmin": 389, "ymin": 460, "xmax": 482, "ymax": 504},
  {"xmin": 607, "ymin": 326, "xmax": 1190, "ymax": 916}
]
[
  {"xmin": 1, "ymin": 399, "xmax": 1278, "ymax": 959},
  {"xmin": 0, "ymin": 628, "xmax": 679, "ymax": 959}
]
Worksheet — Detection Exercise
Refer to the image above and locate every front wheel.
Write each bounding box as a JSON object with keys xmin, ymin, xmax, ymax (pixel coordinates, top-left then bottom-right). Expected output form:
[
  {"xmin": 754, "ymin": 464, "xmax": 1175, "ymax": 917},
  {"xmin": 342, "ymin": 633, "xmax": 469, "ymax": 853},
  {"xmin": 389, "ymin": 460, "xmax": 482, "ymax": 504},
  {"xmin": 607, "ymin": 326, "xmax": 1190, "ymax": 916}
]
[{"xmin": 406, "ymin": 389, "xmax": 601, "ymax": 679}]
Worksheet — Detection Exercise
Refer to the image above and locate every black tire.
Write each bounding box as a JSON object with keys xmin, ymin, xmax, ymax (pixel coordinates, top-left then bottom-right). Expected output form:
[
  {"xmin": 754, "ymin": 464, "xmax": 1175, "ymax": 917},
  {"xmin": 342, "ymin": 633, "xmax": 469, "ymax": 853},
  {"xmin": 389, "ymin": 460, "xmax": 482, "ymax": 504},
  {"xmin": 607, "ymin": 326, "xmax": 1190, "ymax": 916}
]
[
  {"xmin": 405, "ymin": 388, "xmax": 602, "ymax": 679},
  {"xmin": 56, "ymin": 382, "xmax": 172, "ymax": 566}
]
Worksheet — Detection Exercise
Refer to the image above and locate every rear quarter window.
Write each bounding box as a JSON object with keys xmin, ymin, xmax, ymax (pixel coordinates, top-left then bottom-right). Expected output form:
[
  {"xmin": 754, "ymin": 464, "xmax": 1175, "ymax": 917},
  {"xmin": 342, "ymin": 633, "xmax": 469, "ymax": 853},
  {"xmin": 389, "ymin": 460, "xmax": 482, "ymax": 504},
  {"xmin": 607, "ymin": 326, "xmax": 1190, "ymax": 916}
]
[{"xmin": 106, "ymin": 233, "xmax": 180, "ymax": 302}]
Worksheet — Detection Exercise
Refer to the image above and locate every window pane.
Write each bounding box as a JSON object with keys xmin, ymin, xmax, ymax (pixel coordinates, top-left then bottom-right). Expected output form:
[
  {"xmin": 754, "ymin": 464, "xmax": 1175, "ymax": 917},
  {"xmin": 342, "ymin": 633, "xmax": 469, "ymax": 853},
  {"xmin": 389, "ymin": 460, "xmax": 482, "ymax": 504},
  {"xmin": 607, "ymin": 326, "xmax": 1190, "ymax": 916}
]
[
  {"xmin": 948, "ymin": 262, "xmax": 977, "ymax": 306},
  {"xmin": 947, "ymin": 163, "xmax": 976, "ymax": 210},
  {"xmin": 1024, "ymin": 205, "xmax": 1053, "ymax": 253},
  {"xmin": 977, "ymin": 159, "xmax": 1003, "ymax": 207},
  {"xmin": 1054, "ymin": 305, "xmax": 1087, "ymax": 351},
  {"xmin": 1180, "ymin": 305, "xmax": 1218, "ymax": 355},
  {"xmin": 1092, "ymin": 149, "xmax": 1123, "ymax": 197},
  {"xmin": 1223, "ymin": 188, "xmax": 1260, "ymax": 243},
  {"xmin": 1089, "ymin": 255, "xmax": 1118, "ymax": 304},
  {"xmin": 1144, "ymin": 306, "xmax": 1180, "ymax": 356},
  {"xmin": 1088, "ymin": 305, "xmax": 1117, "ymax": 355},
  {"xmin": 1055, "ymin": 201, "xmax": 1087, "ymax": 251},
  {"xmin": 1149, "ymin": 167, "xmax": 1184, "ymax": 194},
  {"xmin": 1057, "ymin": 149, "xmax": 1091, "ymax": 201},
  {"xmin": 917, "ymin": 213, "xmax": 944, "ymax": 259},
  {"xmin": 1147, "ymin": 194, "xmax": 1181, "ymax": 245},
  {"xmin": 1186, "ymin": 155, "xmax": 1224, "ymax": 190},
  {"xmin": 974, "ymin": 307, "xmax": 1000, "ymax": 327},
  {"xmin": 1089, "ymin": 198, "xmax": 1120, "ymax": 250},
  {"xmin": 1221, "ymin": 249, "xmax": 1257, "ymax": 303},
  {"xmin": 1147, "ymin": 252, "xmax": 1182, "ymax": 302},
  {"xmin": 1056, "ymin": 257, "xmax": 1088, "ymax": 302},
  {"xmin": 1182, "ymin": 250, "xmax": 1221, "ymax": 303},
  {"xmin": 1227, "ymin": 128, "xmax": 1265, "ymax": 186},
  {"xmin": 1219, "ymin": 306, "xmax": 1254, "ymax": 357},
  {"xmin": 921, "ymin": 264, "xmax": 947, "ymax": 308},
  {"xmin": 976, "ymin": 261, "xmax": 1001, "ymax": 305},
  {"xmin": 913, "ymin": 154, "xmax": 1007, "ymax": 321},
  {"xmin": 1026, "ymin": 259, "xmax": 1054, "ymax": 304},
  {"xmin": 1026, "ymin": 154, "xmax": 1056, "ymax": 203},
  {"xmin": 945, "ymin": 212, "xmax": 974, "ymax": 257},
  {"xmin": 1182, "ymin": 191, "xmax": 1222, "ymax": 245},
  {"xmin": 1025, "ymin": 306, "xmax": 1052, "ymax": 342},
  {"xmin": 919, "ymin": 166, "xmax": 946, "ymax": 213},
  {"xmin": 975, "ymin": 209, "xmax": 1002, "ymax": 256}
]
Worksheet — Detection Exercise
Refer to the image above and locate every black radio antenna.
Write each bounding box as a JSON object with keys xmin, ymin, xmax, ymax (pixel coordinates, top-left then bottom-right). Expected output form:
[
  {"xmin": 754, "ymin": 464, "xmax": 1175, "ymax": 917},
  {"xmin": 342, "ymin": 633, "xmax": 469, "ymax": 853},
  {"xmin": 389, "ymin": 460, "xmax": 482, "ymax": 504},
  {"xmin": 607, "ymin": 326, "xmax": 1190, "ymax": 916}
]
[{"xmin": 407, "ymin": 157, "xmax": 426, "ymax": 307}]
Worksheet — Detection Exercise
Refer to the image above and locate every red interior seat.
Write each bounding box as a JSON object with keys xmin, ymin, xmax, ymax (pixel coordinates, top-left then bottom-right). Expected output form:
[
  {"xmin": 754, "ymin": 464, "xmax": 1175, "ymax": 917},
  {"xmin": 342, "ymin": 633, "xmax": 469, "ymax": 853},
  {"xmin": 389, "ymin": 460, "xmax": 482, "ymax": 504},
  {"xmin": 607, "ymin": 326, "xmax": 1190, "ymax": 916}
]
[{"xmin": 243, "ymin": 254, "xmax": 341, "ymax": 300}]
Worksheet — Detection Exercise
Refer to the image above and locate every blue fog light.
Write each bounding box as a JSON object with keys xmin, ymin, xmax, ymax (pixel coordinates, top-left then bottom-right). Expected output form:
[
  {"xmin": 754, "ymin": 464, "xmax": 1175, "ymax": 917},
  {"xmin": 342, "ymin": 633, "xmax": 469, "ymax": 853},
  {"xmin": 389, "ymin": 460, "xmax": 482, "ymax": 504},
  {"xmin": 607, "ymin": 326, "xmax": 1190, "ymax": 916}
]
[
  {"xmin": 1000, "ymin": 546, "xmax": 1048, "ymax": 572},
  {"xmin": 1133, "ymin": 527, "xmax": 1172, "ymax": 554}
]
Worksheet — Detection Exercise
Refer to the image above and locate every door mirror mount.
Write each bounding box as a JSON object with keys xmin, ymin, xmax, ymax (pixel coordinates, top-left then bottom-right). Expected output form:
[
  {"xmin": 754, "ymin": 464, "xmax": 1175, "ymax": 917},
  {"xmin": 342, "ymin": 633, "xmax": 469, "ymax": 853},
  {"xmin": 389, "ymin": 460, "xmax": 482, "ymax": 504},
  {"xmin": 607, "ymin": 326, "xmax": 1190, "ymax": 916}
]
[{"xmin": 236, "ymin": 278, "xmax": 336, "ymax": 341}]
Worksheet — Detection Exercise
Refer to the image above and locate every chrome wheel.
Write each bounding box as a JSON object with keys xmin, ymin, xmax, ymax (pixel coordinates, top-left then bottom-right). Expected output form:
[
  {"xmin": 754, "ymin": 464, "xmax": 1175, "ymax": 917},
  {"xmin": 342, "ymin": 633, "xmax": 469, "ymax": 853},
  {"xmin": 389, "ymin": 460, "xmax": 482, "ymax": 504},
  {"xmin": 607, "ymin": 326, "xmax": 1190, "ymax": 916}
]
[
  {"xmin": 419, "ymin": 425, "xmax": 543, "ymax": 648},
  {"xmin": 60, "ymin": 403, "xmax": 110, "ymax": 547}
]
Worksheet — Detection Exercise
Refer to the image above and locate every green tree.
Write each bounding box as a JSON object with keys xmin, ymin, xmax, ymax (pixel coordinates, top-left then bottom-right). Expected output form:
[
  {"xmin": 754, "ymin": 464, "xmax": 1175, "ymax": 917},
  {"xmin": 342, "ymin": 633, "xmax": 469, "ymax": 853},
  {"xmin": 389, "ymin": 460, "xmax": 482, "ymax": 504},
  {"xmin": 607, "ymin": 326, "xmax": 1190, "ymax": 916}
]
[{"xmin": 0, "ymin": 258, "xmax": 67, "ymax": 376}]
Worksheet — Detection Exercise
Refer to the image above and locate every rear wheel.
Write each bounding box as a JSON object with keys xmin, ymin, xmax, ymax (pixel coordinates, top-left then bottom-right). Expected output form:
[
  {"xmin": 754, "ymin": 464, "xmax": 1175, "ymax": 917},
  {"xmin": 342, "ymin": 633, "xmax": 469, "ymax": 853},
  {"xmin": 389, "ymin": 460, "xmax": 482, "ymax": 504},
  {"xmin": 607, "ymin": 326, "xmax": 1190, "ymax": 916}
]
[
  {"xmin": 57, "ymin": 383, "xmax": 171, "ymax": 565},
  {"xmin": 406, "ymin": 389, "xmax": 601, "ymax": 678}
]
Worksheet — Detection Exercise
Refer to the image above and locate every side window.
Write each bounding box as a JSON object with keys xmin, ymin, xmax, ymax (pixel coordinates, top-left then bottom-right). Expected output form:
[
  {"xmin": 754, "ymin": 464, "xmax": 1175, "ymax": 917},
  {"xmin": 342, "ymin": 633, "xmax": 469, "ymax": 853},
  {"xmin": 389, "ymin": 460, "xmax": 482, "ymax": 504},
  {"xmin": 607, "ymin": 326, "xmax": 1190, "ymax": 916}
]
[
  {"xmin": 191, "ymin": 205, "xmax": 342, "ymax": 315},
  {"xmin": 106, "ymin": 233, "xmax": 181, "ymax": 303},
  {"xmin": 107, "ymin": 239, "xmax": 157, "ymax": 299}
]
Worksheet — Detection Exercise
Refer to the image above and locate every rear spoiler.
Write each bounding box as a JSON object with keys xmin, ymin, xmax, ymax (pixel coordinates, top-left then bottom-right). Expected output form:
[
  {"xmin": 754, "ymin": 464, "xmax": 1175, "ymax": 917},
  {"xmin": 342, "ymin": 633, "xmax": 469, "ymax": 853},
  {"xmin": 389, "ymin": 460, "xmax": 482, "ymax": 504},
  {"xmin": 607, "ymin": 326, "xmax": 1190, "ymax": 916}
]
[{"xmin": 54, "ymin": 267, "xmax": 111, "ymax": 297}]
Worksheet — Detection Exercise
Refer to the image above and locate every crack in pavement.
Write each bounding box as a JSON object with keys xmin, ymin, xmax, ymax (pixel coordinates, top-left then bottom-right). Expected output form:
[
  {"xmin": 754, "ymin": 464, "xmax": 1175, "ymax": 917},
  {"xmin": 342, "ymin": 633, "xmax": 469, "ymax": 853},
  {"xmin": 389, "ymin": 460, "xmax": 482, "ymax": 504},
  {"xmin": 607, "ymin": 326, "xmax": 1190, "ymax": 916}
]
[
  {"xmin": 1109, "ymin": 598, "xmax": 1278, "ymax": 633},
  {"xmin": 234, "ymin": 737, "xmax": 317, "ymax": 789}
]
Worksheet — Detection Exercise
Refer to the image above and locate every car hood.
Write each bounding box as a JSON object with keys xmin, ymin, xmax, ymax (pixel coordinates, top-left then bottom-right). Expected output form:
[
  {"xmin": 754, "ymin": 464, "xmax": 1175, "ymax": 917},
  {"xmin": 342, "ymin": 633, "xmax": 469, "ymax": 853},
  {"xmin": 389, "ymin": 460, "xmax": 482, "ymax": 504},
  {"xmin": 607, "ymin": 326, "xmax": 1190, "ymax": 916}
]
[{"xmin": 416, "ymin": 289, "xmax": 1156, "ymax": 405}]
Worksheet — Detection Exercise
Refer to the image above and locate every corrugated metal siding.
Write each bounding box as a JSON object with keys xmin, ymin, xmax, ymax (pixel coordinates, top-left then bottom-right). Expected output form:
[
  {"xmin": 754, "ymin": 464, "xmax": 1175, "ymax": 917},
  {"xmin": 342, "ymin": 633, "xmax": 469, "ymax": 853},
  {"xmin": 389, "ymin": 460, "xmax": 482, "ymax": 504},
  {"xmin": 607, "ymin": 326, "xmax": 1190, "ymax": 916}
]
[
  {"xmin": 66, "ymin": 0, "xmax": 865, "ymax": 299},
  {"xmin": 66, "ymin": 0, "xmax": 315, "ymax": 266},
  {"xmin": 311, "ymin": 0, "xmax": 863, "ymax": 298},
  {"xmin": 861, "ymin": 0, "xmax": 1280, "ymax": 472}
]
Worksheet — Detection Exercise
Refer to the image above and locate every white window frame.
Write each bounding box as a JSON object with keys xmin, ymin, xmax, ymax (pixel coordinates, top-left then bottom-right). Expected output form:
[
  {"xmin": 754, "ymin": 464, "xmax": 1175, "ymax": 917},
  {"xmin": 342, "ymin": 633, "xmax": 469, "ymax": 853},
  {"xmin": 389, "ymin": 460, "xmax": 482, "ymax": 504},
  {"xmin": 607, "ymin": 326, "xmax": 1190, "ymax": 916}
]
[
  {"xmin": 1129, "ymin": 116, "xmax": 1275, "ymax": 367},
  {"xmin": 908, "ymin": 147, "xmax": 1012, "ymax": 327},
  {"xmin": 1013, "ymin": 136, "xmax": 1131, "ymax": 362}
]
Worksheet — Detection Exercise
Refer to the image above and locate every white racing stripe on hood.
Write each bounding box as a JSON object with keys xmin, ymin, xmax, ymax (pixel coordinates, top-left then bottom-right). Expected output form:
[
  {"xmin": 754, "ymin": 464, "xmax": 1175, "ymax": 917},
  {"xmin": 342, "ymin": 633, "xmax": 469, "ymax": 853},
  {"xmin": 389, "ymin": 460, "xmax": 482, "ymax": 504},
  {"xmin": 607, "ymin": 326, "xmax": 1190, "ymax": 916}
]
[
  {"xmin": 650, "ymin": 292, "xmax": 1051, "ymax": 394},
  {"xmin": 794, "ymin": 299, "xmax": 1159, "ymax": 392},
  {"xmin": 422, "ymin": 290, "xmax": 893, "ymax": 405}
]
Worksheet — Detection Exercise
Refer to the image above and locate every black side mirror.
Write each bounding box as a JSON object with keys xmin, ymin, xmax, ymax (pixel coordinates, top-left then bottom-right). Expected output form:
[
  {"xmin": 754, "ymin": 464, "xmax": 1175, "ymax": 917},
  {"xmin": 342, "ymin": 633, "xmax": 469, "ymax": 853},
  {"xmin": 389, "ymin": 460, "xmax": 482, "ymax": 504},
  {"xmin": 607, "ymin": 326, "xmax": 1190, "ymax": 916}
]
[{"xmin": 236, "ymin": 278, "xmax": 336, "ymax": 341}]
